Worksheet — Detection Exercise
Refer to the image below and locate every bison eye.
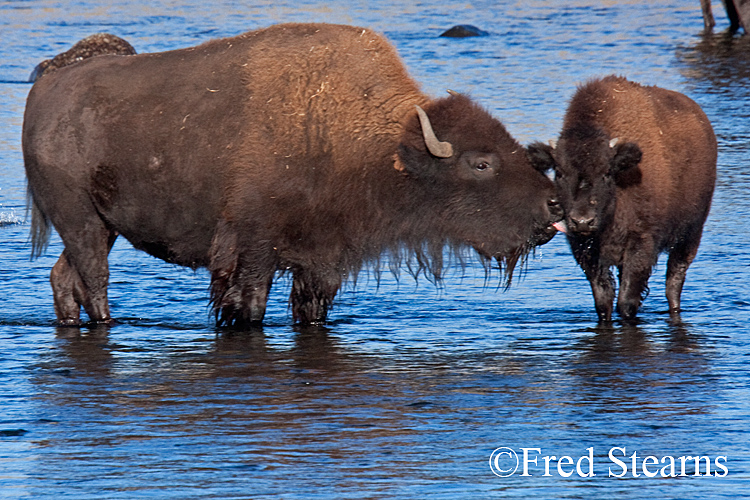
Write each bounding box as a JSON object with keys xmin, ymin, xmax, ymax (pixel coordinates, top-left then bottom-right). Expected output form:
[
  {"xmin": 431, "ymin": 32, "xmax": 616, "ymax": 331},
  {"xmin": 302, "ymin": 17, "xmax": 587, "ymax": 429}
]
[{"xmin": 462, "ymin": 153, "xmax": 498, "ymax": 180}]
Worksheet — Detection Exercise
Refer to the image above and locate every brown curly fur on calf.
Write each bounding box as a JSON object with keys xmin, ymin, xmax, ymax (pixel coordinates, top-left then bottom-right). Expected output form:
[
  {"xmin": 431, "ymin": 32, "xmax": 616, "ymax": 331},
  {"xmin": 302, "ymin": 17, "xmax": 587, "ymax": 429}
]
[{"xmin": 528, "ymin": 75, "xmax": 716, "ymax": 322}]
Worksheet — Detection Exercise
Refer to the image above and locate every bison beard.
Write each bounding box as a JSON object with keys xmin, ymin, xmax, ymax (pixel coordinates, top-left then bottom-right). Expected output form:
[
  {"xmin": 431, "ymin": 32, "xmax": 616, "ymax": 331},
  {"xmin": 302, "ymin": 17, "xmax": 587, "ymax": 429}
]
[
  {"xmin": 528, "ymin": 75, "xmax": 716, "ymax": 323},
  {"xmin": 23, "ymin": 23, "xmax": 559, "ymax": 326}
]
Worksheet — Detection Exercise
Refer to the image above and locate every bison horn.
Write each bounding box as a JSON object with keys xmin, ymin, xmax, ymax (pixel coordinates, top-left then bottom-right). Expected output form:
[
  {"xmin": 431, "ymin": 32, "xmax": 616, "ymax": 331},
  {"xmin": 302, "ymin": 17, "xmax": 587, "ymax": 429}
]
[
  {"xmin": 416, "ymin": 106, "xmax": 453, "ymax": 158},
  {"xmin": 609, "ymin": 137, "xmax": 620, "ymax": 148}
]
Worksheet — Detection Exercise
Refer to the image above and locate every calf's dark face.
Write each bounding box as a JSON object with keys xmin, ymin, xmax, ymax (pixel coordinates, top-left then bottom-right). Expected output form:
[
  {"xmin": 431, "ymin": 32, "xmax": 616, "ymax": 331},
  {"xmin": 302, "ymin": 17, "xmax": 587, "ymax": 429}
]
[
  {"xmin": 397, "ymin": 96, "xmax": 558, "ymax": 261},
  {"xmin": 528, "ymin": 134, "xmax": 642, "ymax": 237}
]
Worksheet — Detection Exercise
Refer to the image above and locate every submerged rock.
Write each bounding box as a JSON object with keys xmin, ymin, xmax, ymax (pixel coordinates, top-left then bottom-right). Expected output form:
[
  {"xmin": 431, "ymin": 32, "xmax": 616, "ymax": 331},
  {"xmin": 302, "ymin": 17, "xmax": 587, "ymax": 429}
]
[{"xmin": 439, "ymin": 25, "xmax": 489, "ymax": 38}]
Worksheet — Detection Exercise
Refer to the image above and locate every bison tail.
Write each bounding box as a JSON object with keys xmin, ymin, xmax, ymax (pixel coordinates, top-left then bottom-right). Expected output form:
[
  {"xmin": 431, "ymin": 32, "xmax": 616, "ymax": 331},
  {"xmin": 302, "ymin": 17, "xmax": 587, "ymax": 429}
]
[{"xmin": 27, "ymin": 188, "xmax": 51, "ymax": 259}]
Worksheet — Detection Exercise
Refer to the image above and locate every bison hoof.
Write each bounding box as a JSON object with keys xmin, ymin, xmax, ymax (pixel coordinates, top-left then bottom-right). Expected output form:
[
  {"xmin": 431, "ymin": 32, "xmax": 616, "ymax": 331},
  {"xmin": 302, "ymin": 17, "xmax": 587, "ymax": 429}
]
[
  {"xmin": 618, "ymin": 305, "xmax": 639, "ymax": 322},
  {"xmin": 57, "ymin": 318, "xmax": 83, "ymax": 327}
]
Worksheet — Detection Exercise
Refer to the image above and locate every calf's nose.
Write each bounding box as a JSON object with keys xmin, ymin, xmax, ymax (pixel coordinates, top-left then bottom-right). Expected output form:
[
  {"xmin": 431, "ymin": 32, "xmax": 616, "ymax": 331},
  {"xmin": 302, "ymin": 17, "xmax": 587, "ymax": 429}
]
[{"xmin": 569, "ymin": 215, "xmax": 597, "ymax": 233}]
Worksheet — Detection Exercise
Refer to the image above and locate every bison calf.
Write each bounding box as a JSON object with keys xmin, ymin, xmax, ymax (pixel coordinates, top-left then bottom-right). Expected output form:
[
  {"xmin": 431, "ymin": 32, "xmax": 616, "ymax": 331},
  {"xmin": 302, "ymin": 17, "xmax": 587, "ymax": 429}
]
[
  {"xmin": 24, "ymin": 23, "xmax": 560, "ymax": 327},
  {"xmin": 529, "ymin": 75, "xmax": 716, "ymax": 322}
]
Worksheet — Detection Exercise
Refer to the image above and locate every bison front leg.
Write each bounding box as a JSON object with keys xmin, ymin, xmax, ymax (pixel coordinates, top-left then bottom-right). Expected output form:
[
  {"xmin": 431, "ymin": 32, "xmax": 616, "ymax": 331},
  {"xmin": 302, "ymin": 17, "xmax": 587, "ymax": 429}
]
[
  {"xmin": 569, "ymin": 237, "xmax": 614, "ymax": 322},
  {"xmin": 290, "ymin": 268, "xmax": 341, "ymax": 325},
  {"xmin": 210, "ymin": 265, "xmax": 275, "ymax": 327},
  {"xmin": 208, "ymin": 223, "xmax": 278, "ymax": 327},
  {"xmin": 616, "ymin": 262, "xmax": 652, "ymax": 322},
  {"xmin": 616, "ymin": 240, "xmax": 657, "ymax": 321},
  {"xmin": 585, "ymin": 267, "xmax": 616, "ymax": 323}
]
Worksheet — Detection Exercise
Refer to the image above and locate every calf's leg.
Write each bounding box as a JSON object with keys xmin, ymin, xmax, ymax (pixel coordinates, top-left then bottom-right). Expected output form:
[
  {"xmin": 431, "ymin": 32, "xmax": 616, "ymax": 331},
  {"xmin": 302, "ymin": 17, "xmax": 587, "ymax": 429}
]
[
  {"xmin": 665, "ymin": 236, "xmax": 701, "ymax": 315},
  {"xmin": 617, "ymin": 261, "xmax": 653, "ymax": 321},
  {"xmin": 569, "ymin": 237, "xmax": 615, "ymax": 322},
  {"xmin": 586, "ymin": 267, "xmax": 616, "ymax": 323},
  {"xmin": 615, "ymin": 237, "xmax": 659, "ymax": 321}
]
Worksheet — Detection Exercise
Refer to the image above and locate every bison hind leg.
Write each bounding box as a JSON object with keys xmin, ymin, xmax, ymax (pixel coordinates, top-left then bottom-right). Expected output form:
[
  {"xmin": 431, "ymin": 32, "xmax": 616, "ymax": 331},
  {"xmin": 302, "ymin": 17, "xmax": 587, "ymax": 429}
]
[
  {"xmin": 665, "ymin": 235, "xmax": 702, "ymax": 316},
  {"xmin": 50, "ymin": 251, "xmax": 85, "ymax": 325},
  {"xmin": 290, "ymin": 268, "xmax": 341, "ymax": 325},
  {"xmin": 50, "ymin": 231, "xmax": 118, "ymax": 325}
]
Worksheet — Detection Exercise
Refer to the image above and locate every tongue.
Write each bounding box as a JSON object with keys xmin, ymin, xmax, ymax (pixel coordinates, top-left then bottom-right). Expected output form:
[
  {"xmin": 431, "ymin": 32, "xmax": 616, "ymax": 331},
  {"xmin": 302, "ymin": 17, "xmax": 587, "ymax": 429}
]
[{"xmin": 552, "ymin": 221, "xmax": 567, "ymax": 234}]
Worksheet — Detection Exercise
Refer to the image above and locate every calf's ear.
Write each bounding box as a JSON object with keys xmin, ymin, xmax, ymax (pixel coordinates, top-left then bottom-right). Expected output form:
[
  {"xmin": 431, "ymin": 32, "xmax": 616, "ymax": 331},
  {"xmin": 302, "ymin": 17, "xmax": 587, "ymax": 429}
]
[
  {"xmin": 609, "ymin": 141, "xmax": 643, "ymax": 186},
  {"xmin": 526, "ymin": 142, "xmax": 556, "ymax": 174}
]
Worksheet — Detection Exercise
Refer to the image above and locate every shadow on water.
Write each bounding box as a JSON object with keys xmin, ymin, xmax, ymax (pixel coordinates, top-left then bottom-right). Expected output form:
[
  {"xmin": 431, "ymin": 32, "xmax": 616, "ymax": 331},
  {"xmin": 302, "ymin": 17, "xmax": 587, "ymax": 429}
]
[{"xmin": 37, "ymin": 322, "xmax": 363, "ymax": 386}]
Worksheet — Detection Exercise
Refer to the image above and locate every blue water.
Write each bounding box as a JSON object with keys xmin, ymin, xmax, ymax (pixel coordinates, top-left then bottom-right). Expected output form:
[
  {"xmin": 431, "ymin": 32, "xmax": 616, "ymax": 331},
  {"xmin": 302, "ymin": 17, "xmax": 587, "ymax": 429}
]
[{"xmin": 1, "ymin": 1, "xmax": 749, "ymax": 498}]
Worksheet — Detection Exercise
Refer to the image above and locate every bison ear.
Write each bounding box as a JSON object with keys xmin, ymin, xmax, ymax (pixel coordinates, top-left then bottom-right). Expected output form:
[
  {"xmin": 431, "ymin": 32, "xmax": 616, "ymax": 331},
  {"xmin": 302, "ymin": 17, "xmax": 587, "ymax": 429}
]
[
  {"xmin": 526, "ymin": 141, "xmax": 556, "ymax": 174},
  {"xmin": 609, "ymin": 141, "xmax": 643, "ymax": 186},
  {"xmin": 395, "ymin": 144, "xmax": 435, "ymax": 178}
]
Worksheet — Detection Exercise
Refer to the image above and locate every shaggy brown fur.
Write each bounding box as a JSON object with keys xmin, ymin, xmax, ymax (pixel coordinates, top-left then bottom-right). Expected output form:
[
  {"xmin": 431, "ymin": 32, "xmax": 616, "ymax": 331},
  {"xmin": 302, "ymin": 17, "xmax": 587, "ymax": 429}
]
[
  {"xmin": 529, "ymin": 76, "xmax": 716, "ymax": 322},
  {"xmin": 24, "ymin": 23, "xmax": 559, "ymax": 326},
  {"xmin": 29, "ymin": 33, "xmax": 136, "ymax": 82}
]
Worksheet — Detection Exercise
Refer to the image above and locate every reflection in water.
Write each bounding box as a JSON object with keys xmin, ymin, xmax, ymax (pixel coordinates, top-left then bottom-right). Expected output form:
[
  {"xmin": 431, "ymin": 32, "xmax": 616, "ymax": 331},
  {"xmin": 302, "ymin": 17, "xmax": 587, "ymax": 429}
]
[
  {"xmin": 51, "ymin": 325, "xmax": 114, "ymax": 376},
  {"xmin": 676, "ymin": 29, "xmax": 750, "ymax": 88},
  {"xmin": 25, "ymin": 318, "xmax": 722, "ymax": 496},
  {"xmin": 570, "ymin": 322, "xmax": 711, "ymax": 416}
]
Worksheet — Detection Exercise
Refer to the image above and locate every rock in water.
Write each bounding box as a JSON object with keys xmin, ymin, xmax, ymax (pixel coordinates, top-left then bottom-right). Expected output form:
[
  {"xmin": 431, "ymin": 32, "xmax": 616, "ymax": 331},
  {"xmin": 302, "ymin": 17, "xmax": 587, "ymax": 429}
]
[{"xmin": 439, "ymin": 25, "xmax": 489, "ymax": 38}]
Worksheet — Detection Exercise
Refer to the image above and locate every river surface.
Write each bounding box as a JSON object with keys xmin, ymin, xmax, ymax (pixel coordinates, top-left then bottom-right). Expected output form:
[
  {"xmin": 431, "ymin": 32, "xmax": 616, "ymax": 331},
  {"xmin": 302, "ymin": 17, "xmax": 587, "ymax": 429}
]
[{"xmin": 1, "ymin": 1, "xmax": 749, "ymax": 498}]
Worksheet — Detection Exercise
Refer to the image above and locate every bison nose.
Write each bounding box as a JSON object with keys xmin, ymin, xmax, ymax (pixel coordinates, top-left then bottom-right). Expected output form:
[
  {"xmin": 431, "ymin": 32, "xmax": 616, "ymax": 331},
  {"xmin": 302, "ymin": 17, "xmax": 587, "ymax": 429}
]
[
  {"xmin": 569, "ymin": 215, "xmax": 597, "ymax": 233},
  {"xmin": 548, "ymin": 198, "xmax": 564, "ymax": 222}
]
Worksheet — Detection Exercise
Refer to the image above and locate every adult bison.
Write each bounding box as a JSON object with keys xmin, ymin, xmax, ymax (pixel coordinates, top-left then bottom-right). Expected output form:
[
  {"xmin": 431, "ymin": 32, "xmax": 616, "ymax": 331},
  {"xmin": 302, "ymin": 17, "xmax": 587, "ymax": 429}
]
[
  {"xmin": 528, "ymin": 75, "xmax": 716, "ymax": 322},
  {"xmin": 29, "ymin": 33, "xmax": 136, "ymax": 82},
  {"xmin": 24, "ymin": 23, "xmax": 560, "ymax": 327}
]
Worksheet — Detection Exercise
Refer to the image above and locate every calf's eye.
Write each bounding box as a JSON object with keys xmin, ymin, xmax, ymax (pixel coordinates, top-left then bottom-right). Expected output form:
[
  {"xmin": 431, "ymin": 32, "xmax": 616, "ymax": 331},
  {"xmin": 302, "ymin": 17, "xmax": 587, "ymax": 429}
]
[{"xmin": 475, "ymin": 162, "xmax": 490, "ymax": 171}]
